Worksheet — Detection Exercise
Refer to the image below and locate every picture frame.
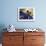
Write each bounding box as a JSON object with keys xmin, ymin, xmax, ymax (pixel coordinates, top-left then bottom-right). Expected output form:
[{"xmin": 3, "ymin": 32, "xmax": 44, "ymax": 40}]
[{"xmin": 17, "ymin": 7, "xmax": 35, "ymax": 21}]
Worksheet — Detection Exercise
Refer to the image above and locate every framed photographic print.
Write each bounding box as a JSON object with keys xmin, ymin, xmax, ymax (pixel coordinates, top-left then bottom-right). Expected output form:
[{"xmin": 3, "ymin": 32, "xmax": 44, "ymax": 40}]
[{"xmin": 17, "ymin": 7, "xmax": 35, "ymax": 21}]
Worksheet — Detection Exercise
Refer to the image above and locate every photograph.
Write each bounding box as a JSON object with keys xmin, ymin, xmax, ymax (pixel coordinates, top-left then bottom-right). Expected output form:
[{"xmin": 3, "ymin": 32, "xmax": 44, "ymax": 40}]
[{"xmin": 18, "ymin": 7, "xmax": 35, "ymax": 21}]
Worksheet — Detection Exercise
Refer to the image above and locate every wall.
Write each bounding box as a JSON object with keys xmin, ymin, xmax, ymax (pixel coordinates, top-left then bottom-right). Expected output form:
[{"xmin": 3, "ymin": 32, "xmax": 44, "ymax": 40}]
[
  {"xmin": 0, "ymin": 0, "xmax": 46, "ymax": 29},
  {"xmin": 0, "ymin": 0, "xmax": 46, "ymax": 43}
]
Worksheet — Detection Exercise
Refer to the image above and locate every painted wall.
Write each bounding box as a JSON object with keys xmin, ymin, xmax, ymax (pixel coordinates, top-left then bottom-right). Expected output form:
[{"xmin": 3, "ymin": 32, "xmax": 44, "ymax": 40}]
[{"xmin": 0, "ymin": 0, "xmax": 46, "ymax": 43}]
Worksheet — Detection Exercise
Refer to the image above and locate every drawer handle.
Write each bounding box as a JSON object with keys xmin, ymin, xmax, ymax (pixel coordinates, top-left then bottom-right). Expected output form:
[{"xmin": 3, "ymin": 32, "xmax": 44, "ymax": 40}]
[
  {"xmin": 9, "ymin": 38, "xmax": 13, "ymax": 40},
  {"xmin": 9, "ymin": 38, "xmax": 12, "ymax": 40},
  {"xmin": 32, "ymin": 39, "xmax": 36, "ymax": 40}
]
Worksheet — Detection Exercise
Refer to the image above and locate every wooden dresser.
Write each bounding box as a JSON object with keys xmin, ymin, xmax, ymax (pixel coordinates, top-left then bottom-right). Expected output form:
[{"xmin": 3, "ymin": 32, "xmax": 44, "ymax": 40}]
[{"xmin": 2, "ymin": 30, "xmax": 45, "ymax": 46}]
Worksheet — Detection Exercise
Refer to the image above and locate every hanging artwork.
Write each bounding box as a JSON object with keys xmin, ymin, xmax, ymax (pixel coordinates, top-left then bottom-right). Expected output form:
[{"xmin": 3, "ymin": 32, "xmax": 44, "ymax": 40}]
[{"xmin": 17, "ymin": 7, "xmax": 35, "ymax": 21}]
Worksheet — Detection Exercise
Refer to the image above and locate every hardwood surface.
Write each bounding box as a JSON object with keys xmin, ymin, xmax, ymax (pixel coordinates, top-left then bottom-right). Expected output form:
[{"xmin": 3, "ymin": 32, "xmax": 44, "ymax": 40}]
[
  {"xmin": 2, "ymin": 29, "xmax": 45, "ymax": 46},
  {"xmin": 24, "ymin": 32, "xmax": 45, "ymax": 46},
  {"xmin": 3, "ymin": 32, "xmax": 24, "ymax": 46}
]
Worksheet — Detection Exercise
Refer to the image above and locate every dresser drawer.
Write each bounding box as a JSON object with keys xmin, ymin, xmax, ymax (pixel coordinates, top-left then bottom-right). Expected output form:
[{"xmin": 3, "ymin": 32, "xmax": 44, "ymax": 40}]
[
  {"xmin": 31, "ymin": 44, "xmax": 44, "ymax": 46},
  {"xmin": 3, "ymin": 35, "xmax": 23, "ymax": 44},
  {"xmin": 24, "ymin": 32, "xmax": 44, "ymax": 36},
  {"xmin": 3, "ymin": 43, "xmax": 23, "ymax": 46},
  {"xmin": 3, "ymin": 32, "xmax": 23, "ymax": 36},
  {"xmin": 32, "ymin": 36, "xmax": 45, "ymax": 44}
]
